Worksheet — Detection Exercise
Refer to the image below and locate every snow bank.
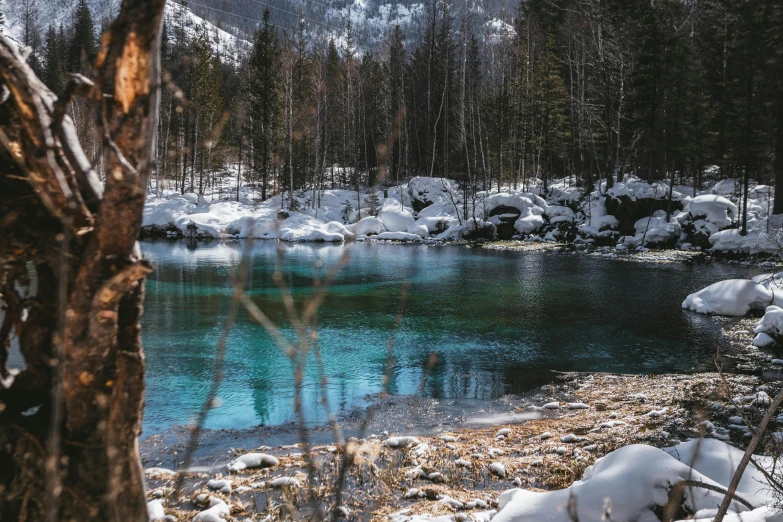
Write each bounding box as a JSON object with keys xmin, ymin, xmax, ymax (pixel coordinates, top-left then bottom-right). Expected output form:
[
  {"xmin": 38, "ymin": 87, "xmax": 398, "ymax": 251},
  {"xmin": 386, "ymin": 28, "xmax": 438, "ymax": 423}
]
[
  {"xmin": 753, "ymin": 302, "xmax": 783, "ymax": 347},
  {"xmin": 141, "ymin": 175, "xmax": 777, "ymax": 250},
  {"xmin": 375, "ymin": 231, "xmax": 425, "ymax": 242},
  {"xmin": 683, "ymin": 279, "xmax": 781, "ymax": 316},
  {"xmin": 545, "ymin": 205, "xmax": 575, "ymax": 224},
  {"xmin": 349, "ymin": 216, "xmax": 385, "ymax": 236},
  {"xmin": 622, "ymin": 211, "xmax": 681, "ymax": 247},
  {"xmin": 709, "ymin": 229, "xmax": 778, "ymax": 254},
  {"xmin": 607, "ymin": 176, "xmax": 685, "ymax": 201},
  {"xmin": 493, "ymin": 439, "xmax": 778, "ymax": 522},
  {"xmin": 379, "ymin": 201, "xmax": 416, "ymax": 232},
  {"xmin": 689, "ymin": 195, "xmax": 737, "ymax": 228}
]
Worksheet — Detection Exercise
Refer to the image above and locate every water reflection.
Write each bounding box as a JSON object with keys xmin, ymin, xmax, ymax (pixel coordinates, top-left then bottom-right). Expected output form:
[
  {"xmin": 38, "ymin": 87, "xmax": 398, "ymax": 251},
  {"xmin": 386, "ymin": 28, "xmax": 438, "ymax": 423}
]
[{"xmin": 141, "ymin": 240, "xmax": 752, "ymax": 433}]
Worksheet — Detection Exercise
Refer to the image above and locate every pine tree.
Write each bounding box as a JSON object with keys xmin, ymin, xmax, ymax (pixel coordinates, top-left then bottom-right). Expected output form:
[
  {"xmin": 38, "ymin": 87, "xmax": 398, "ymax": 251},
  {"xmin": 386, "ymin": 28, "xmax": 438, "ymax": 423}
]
[
  {"xmin": 69, "ymin": 0, "xmax": 97, "ymax": 73},
  {"xmin": 247, "ymin": 9, "xmax": 281, "ymax": 200},
  {"xmin": 387, "ymin": 25, "xmax": 406, "ymax": 183},
  {"xmin": 534, "ymin": 35, "xmax": 570, "ymax": 190},
  {"xmin": 42, "ymin": 25, "xmax": 65, "ymax": 91}
]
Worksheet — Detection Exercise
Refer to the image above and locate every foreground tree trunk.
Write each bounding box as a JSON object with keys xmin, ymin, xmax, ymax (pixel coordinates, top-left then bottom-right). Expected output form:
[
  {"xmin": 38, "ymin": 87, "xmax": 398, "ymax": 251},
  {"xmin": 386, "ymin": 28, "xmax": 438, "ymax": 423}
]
[{"xmin": 0, "ymin": 1, "xmax": 164, "ymax": 520}]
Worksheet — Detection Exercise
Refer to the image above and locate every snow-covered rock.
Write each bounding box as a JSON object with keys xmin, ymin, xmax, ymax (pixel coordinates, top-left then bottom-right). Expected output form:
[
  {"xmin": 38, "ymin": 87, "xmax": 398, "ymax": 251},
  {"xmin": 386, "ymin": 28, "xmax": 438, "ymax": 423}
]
[
  {"xmin": 228, "ymin": 452, "xmax": 279, "ymax": 472},
  {"xmin": 688, "ymin": 195, "xmax": 738, "ymax": 228},
  {"xmin": 682, "ymin": 279, "xmax": 780, "ymax": 316},
  {"xmin": 489, "ymin": 462, "xmax": 506, "ymax": 478},
  {"xmin": 192, "ymin": 499, "xmax": 230, "ymax": 522},
  {"xmin": 492, "ymin": 439, "xmax": 777, "ymax": 522},
  {"xmin": 385, "ymin": 436, "xmax": 421, "ymax": 448},
  {"xmin": 349, "ymin": 216, "xmax": 386, "ymax": 236},
  {"xmin": 379, "ymin": 201, "xmax": 416, "ymax": 232},
  {"xmin": 147, "ymin": 499, "xmax": 165, "ymax": 521}
]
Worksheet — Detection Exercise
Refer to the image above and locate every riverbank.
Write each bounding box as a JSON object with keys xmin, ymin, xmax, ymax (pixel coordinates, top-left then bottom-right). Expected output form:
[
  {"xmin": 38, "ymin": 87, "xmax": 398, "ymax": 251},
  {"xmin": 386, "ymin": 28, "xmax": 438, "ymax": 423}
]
[
  {"xmin": 142, "ymin": 175, "xmax": 780, "ymax": 256},
  {"xmin": 141, "ymin": 371, "xmax": 782, "ymax": 521}
]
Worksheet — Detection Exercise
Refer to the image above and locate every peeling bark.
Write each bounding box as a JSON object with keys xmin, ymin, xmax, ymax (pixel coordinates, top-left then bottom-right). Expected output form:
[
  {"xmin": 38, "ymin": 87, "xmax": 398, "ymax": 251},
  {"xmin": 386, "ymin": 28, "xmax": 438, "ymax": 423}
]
[{"xmin": 0, "ymin": 1, "xmax": 165, "ymax": 520}]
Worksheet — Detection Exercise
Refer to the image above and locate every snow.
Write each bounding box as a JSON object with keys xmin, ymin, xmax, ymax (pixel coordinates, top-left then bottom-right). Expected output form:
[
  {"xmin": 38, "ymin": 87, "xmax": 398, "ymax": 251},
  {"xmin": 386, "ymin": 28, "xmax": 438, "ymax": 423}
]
[
  {"xmin": 192, "ymin": 499, "xmax": 230, "ymax": 522},
  {"xmin": 147, "ymin": 499, "xmax": 165, "ymax": 521},
  {"xmin": 623, "ymin": 210, "xmax": 681, "ymax": 246},
  {"xmin": 379, "ymin": 200, "xmax": 416, "ymax": 232},
  {"xmin": 607, "ymin": 176, "xmax": 685, "ymax": 201},
  {"xmin": 689, "ymin": 195, "xmax": 738, "ymax": 228},
  {"xmin": 492, "ymin": 439, "xmax": 780, "ymax": 522},
  {"xmin": 228, "ymin": 452, "xmax": 279, "ymax": 472},
  {"xmin": 709, "ymin": 229, "xmax": 778, "ymax": 254},
  {"xmin": 269, "ymin": 476, "xmax": 301, "ymax": 488},
  {"xmin": 489, "ymin": 462, "xmax": 506, "ymax": 478},
  {"xmin": 349, "ymin": 216, "xmax": 386, "ymax": 236},
  {"xmin": 682, "ymin": 279, "xmax": 782, "ymax": 316},
  {"xmin": 375, "ymin": 231, "xmax": 425, "ymax": 242},
  {"xmin": 141, "ymin": 174, "xmax": 779, "ymax": 250},
  {"xmin": 385, "ymin": 436, "xmax": 421, "ymax": 448}
]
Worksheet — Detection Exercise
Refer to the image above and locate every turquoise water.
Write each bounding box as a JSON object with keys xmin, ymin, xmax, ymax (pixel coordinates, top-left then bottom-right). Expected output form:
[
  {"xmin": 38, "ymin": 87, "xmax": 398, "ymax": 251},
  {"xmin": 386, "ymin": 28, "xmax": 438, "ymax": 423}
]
[{"xmin": 140, "ymin": 241, "xmax": 750, "ymax": 434}]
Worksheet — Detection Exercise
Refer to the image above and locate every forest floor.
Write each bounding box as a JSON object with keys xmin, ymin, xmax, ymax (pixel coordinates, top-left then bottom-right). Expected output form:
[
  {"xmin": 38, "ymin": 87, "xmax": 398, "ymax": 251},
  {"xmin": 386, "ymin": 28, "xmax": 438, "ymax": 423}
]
[{"xmin": 141, "ymin": 367, "xmax": 782, "ymax": 521}]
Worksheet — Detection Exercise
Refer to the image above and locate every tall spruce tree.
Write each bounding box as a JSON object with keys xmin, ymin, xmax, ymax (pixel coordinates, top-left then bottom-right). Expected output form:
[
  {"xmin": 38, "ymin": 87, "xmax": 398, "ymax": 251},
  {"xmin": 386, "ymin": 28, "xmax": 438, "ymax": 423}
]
[
  {"xmin": 69, "ymin": 0, "xmax": 97, "ymax": 73},
  {"xmin": 42, "ymin": 25, "xmax": 65, "ymax": 91},
  {"xmin": 247, "ymin": 9, "xmax": 281, "ymax": 200}
]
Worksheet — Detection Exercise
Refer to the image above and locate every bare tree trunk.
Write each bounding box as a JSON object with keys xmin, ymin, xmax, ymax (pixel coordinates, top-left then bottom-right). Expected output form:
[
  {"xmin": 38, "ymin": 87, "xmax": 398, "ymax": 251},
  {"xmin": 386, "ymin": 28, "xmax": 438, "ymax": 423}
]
[{"xmin": 0, "ymin": 1, "xmax": 165, "ymax": 520}]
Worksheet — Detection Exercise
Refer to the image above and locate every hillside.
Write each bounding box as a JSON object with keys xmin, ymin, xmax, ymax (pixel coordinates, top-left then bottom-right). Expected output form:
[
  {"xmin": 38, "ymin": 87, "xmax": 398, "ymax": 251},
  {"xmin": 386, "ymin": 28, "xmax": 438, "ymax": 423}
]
[{"xmin": 1, "ymin": 0, "xmax": 514, "ymax": 57}]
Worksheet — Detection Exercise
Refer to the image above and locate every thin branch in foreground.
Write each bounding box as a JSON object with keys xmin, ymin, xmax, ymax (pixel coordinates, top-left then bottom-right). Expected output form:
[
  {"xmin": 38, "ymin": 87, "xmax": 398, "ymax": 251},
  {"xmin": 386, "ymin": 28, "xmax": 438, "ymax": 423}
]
[
  {"xmin": 173, "ymin": 241, "xmax": 252, "ymax": 498},
  {"xmin": 714, "ymin": 386, "xmax": 783, "ymax": 522}
]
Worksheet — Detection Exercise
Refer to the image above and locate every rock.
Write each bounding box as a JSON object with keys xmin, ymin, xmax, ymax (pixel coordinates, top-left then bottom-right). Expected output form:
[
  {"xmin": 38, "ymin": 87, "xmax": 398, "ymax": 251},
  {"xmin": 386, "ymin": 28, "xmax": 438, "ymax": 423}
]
[
  {"xmin": 207, "ymin": 479, "xmax": 231, "ymax": 494},
  {"xmin": 540, "ymin": 432, "xmax": 553, "ymax": 440},
  {"xmin": 489, "ymin": 462, "xmax": 506, "ymax": 478},
  {"xmin": 513, "ymin": 477, "xmax": 522, "ymax": 486},
  {"xmin": 455, "ymin": 458, "xmax": 472, "ymax": 468},
  {"xmin": 192, "ymin": 500, "xmax": 230, "ymax": 522},
  {"xmin": 583, "ymin": 445, "xmax": 597, "ymax": 452},
  {"xmin": 269, "ymin": 477, "xmax": 301, "ymax": 488},
  {"xmin": 753, "ymin": 391, "xmax": 772, "ymax": 406},
  {"xmin": 335, "ymin": 506, "xmax": 350, "ymax": 518},
  {"xmin": 446, "ymin": 443, "xmax": 457, "ymax": 450},
  {"xmin": 403, "ymin": 488, "xmax": 420, "ymax": 499},
  {"xmin": 228, "ymin": 452, "xmax": 279, "ymax": 472},
  {"xmin": 466, "ymin": 498, "xmax": 488, "ymax": 509},
  {"xmin": 495, "ymin": 428, "xmax": 511, "ymax": 438},
  {"xmin": 412, "ymin": 443, "xmax": 429, "ymax": 457},
  {"xmin": 645, "ymin": 407, "xmax": 668, "ymax": 417},
  {"xmin": 427, "ymin": 472, "xmax": 445, "ymax": 482},
  {"xmin": 145, "ymin": 468, "xmax": 176, "ymax": 478},
  {"xmin": 567, "ymin": 402, "xmax": 589, "ymax": 409},
  {"xmin": 439, "ymin": 495, "xmax": 464, "ymax": 509},
  {"xmin": 530, "ymin": 459, "xmax": 544, "ymax": 466},
  {"xmin": 147, "ymin": 499, "xmax": 165, "ymax": 521},
  {"xmin": 440, "ymin": 435, "xmax": 457, "ymax": 442},
  {"xmin": 560, "ymin": 433, "xmax": 581, "ymax": 443},
  {"xmin": 555, "ymin": 447, "xmax": 567, "ymax": 455},
  {"xmin": 385, "ymin": 436, "xmax": 421, "ymax": 448},
  {"xmin": 543, "ymin": 402, "xmax": 560, "ymax": 409},
  {"xmin": 404, "ymin": 467, "xmax": 424, "ymax": 479}
]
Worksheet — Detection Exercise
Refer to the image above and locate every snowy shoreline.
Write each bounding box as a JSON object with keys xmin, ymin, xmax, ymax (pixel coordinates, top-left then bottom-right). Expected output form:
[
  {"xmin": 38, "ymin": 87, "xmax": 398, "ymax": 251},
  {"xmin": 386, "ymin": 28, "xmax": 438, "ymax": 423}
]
[
  {"xmin": 142, "ymin": 175, "xmax": 782, "ymax": 256},
  {"xmin": 141, "ymin": 371, "xmax": 783, "ymax": 521}
]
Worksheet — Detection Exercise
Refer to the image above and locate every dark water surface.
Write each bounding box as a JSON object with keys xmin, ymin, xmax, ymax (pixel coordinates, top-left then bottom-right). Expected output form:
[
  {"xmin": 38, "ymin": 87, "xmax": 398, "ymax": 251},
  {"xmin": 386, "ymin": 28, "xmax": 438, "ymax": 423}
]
[{"xmin": 140, "ymin": 241, "xmax": 751, "ymax": 434}]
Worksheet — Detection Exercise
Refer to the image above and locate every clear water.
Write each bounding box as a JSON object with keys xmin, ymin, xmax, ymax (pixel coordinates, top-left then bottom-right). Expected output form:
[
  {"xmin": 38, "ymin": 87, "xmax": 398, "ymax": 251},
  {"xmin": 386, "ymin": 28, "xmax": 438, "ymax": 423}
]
[{"xmin": 140, "ymin": 240, "xmax": 751, "ymax": 434}]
